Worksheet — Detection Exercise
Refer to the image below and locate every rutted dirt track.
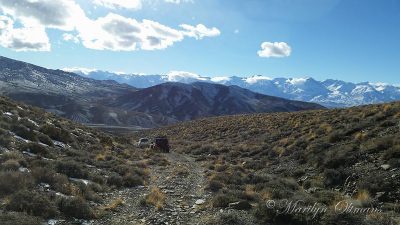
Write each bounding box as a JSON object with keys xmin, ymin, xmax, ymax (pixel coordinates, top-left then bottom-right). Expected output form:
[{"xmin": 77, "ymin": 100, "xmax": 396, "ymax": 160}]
[{"xmin": 95, "ymin": 152, "xmax": 213, "ymax": 225}]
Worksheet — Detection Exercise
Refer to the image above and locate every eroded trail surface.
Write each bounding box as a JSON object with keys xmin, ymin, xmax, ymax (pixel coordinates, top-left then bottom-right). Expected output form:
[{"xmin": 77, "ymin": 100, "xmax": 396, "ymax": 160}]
[{"xmin": 95, "ymin": 152, "xmax": 212, "ymax": 225}]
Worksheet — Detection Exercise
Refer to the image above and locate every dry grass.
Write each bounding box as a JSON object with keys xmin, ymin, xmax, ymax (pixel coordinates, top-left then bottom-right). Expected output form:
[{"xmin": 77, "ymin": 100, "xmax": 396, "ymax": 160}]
[
  {"xmin": 95, "ymin": 153, "xmax": 107, "ymax": 161},
  {"xmin": 173, "ymin": 165, "xmax": 190, "ymax": 177},
  {"xmin": 356, "ymin": 190, "xmax": 370, "ymax": 202},
  {"xmin": 144, "ymin": 187, "xmax": 166, "ymax": 210},
  {"xmin": 101, "ymin": 198, "xmax": 124, "ymax": 211}
]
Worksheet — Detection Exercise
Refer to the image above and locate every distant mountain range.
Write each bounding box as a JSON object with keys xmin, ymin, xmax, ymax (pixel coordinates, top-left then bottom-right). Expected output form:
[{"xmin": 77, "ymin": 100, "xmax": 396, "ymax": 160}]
[
  {"xmin": 0, "ymin": 56, "xmax": 322, "ymax": 128},
  {"xmin": 66, "ymin": 69, "xmax": 400, "ymax": 107}
]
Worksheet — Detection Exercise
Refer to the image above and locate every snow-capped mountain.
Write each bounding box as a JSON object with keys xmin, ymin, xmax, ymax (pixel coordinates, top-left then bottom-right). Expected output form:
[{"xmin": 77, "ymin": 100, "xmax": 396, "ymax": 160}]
[
  {"xmin": 66, "ymin": 69, "xmax": 400, "ymax": 107},
  {"xmin": 0, "ymin": 56, "xmax": 323, "ymax": 128}
]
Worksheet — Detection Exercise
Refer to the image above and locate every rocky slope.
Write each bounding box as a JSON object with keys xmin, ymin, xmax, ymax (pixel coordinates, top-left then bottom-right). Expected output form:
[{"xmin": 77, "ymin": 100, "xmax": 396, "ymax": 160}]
[
  {"xmin": 0, "ymin": 56, "xmax": 158, "ymax": 127},
  {"xmin": 0, "ymin": 96, "xmax": 155, "ymax": 224},
  {"xmin": 68, "ymin": 69, "xmax": 400, "ymax": 107}
]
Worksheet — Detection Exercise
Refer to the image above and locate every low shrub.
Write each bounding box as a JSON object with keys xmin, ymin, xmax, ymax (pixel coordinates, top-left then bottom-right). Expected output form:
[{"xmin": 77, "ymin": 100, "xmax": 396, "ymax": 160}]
[
  {"xmin": 383, "ymin": 145, "xmax": 400, "ymax": 160},
  {"xmin": 0, "ymin": 172, "xmax": 34, "ymax": 197},
  {"xmin": 6, "ymin": 190, "xmax": 58, "ymax": 219},
  {"xmin": 212, "ymin": 192, "xmax": 239, "ymax": 208},
  {"xmin": 37, "ymin": 133, "xmax": 53, "ymax": 146},
  {"xmin": 31, "ymin": 167, "xmax": 71, "ymax": 194},
  {"xmin": 58, "ymin": 197, "xmax": 94, "ymax": 219},
  {"xmin": 11, "ymin": 124, "xmax": 37, "ymax": 142},
  {"xmin": 107, "ymin": 173, "xmax": 123, "ymax": 188},
  {"xmin": 22, "ymin": 143, "xmax": 49, "ymax": 157},
  {"xmin": 56, "ymin": 161, "xmax": 89, "ymax": 179},
  {"xmin": 40, "ymin": 124, "xmax": 74, "ymax": 144},
  {"xmin": 0, "ymin": 134, "xmax": 12, "ymax": 148},
  {"xmin": 0, "ymin": 159, "xmax": 20, "ymax": 171},
  {"xmin": 0, "ymin": 212, "xmax": 42, "ymax": 225},
  {"xmin": 206, "ymin": 213, "xmax": 247, "ymax": 225},
  {"xmin": 324, "ymin": 169, "xmax": 347, "ymax": 187},
  {"xmin": 328, "ymin": 131, "xmax": 345, "ymax": 143},
  {"xmin": 321, "ymin": 210, "xmax": 365, "ymax": 225},
  {"xmin": 208, "ymin": 180, "xmax": 224, "ymax": 192},
  {"xmin": 122, "ymin": 173, "xmax": 144, "ymax": 187}
]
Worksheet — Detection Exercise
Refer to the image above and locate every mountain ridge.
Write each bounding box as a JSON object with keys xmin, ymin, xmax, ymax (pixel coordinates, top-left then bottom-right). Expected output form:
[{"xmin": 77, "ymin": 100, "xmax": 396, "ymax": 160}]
[
  {"xmin": 66, "ymin": 68, "xmax": 400, "ymax": 108},
  {"xmin": 1, "ymin": 56, "xmax": 323, "ymax": 128},
  {"xmin": 109, "ymin": 82, "xmax": 324, "ymax": 121}
]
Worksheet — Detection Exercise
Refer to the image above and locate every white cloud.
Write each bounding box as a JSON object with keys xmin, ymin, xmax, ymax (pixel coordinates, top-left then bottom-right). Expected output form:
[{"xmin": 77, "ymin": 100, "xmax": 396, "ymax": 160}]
[
  {"xmin": 180, "ymin": 24, "xmax": 221, "ymax": 40},
  {"xmin": 76, "ymin": 13, "xmax": 185, "ymax": 51},
  {"xmin": 0, "ymin": 0, "xmax": 86, "ymax": 31},
  {"xmin": 164, "ymin": 0, "xmax": 193, "ymax": 4},
  {"xmin": 93, "ymin": 0, "xmax": 142, "ymax": 10},
  {"xmin": 257, "ymin": 42, "xmax": 291, "ymax": 58},
  {"xmin": 63, "ymin": 67, "xmax": 97, "ymax": 75},
  {"xmin": 63, "ymin": 33, "xmax": 80, "ymax": 43},
  {"xmin": 0, "ymin": 16, "xmax": 50, "ymax": 51},
  {"xmin": 76, "ymin": 15, "xmax": 220, "ymax": 51},
  {"xmin": 245, "ymin": 75, "xmax": 273, "ymax": 84},
  {"xmin": 0, "ymin": 0, "xmax": 220, "ymax": 52},
  {"xmin": 166, "ymin": 70, "xmax": 207, "ymax": 82}
]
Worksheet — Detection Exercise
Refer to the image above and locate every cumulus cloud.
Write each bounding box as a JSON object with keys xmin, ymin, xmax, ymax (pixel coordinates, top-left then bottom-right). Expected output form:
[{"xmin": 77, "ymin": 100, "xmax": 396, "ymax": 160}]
[
  {"xmin": 75, "ymin": 13, "xmax": 185, "ymax": 51},
  {"xmin": 0, "ymin": 0, "xmax": 220, "ymax": 52},
  {"xmin": 245, "ymin": 75, "xmax": 273, "ymax": 84},
  {"xmin": 257, "ymin": 42, "xmax": 291, "ymax": 58},
  {"xmin": 0, "ymin": 16, "xmax": 50, "ymax": 51},
  {"xmin": 63, "ymin": 67, "xmax": 97, "ymax": 75},
  {"xmin": 166, "ymin": 71, "xmax": 207, "ymax": 82},
  {"xmin": 180, "ymin": 24, "xmax": 221, "ymax": 40},
  {"xmin": 0, "ymin": 0, "xmax": 86, "ymax": 30},
  {"xmin": 93, "ymin": 0, "xmax": 142, "ymax": 10}
]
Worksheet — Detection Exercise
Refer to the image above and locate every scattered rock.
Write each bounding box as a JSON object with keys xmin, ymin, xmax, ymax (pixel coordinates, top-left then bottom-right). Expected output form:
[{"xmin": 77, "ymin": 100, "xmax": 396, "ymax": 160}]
[
  {"xmin": 18, "ymin": 167, "xmax": 30, "ymax": 173},
  {"xmin": 305, "ymin": 187, "xmax": 322, "ymax": 194},
  {"xmin": 195, "ymin": 199, "xmax": 205, "ymax": 205},
  {"xmin": 298, "ymin": 176, "xmax": 308, "ymax": 183},
  {"xmin": 381, "ymin": 164, "xmax": 391, "ymax": 170},
  {"xmin": 375, "ymin": 192, "xmax": 386, "ymax": 199}
]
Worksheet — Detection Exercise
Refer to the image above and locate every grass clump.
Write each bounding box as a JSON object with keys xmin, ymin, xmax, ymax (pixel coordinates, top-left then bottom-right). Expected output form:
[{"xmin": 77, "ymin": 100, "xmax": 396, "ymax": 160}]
[{"xmin": 142, "ymin": 187, "xmax": 166, "ymax": 210}]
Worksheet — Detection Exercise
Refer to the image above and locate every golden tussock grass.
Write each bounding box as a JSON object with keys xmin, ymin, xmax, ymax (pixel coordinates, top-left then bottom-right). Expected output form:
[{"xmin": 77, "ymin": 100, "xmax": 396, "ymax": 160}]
[
  {"xmin": 101, "ymin": 198, "xmax": 124, "ymax": 211},
  {"xmin": 145, "ymin": 187, "xmax": 166, "ymax": 210}
]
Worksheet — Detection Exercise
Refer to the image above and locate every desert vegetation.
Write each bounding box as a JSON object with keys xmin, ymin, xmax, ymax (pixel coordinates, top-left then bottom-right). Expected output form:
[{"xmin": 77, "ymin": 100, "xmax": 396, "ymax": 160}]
[
  {"xmin": 2, "ymin": 95, "xmax": 400, "ymax": 224},
  {"xmin": 140, "ymin": 102, "xmax": 400, "ymax": 224}
]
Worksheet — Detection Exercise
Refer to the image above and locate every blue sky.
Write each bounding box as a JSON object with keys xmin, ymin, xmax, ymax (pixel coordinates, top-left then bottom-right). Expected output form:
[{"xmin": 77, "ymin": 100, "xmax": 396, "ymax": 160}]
[{"xmin": 0, "ymin": 0, "xmax": 399, "ymax": 84}]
